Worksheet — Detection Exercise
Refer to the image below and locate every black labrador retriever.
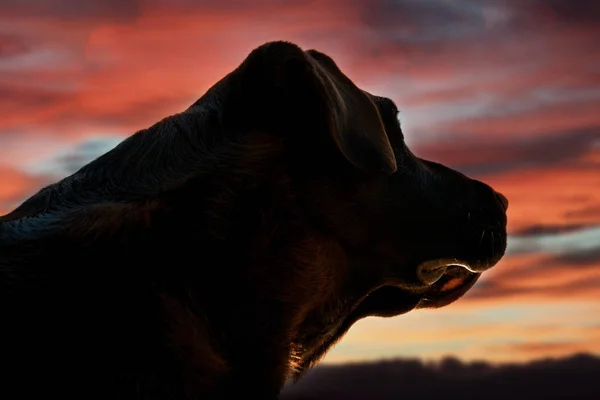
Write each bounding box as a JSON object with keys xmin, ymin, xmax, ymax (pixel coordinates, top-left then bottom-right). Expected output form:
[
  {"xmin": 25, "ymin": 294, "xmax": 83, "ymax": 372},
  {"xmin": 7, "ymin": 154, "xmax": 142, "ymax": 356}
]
[{"xmin": 0, "ymin": 41, "xmax": 508, "ymax": 399}]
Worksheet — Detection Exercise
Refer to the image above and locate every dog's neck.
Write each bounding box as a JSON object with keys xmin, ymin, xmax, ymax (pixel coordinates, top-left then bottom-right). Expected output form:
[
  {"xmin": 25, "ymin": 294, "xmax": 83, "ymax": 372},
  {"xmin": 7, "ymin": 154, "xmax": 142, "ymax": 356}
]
[{"xmin": 0, "ymin": 112, "xmax": 364, "ymax": 395}]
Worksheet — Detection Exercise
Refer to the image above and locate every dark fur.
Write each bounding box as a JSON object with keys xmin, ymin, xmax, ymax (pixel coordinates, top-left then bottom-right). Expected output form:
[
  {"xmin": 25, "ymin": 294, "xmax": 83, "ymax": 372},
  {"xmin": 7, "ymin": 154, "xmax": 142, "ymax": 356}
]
[{"xmin": 0, "ymin": 41, "xmax": 508, "ymax": 399}]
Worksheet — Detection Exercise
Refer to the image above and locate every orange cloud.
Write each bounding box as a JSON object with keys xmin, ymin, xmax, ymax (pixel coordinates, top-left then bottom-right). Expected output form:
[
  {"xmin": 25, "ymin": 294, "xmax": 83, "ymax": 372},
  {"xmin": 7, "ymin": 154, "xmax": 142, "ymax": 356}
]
[
  {"xmin": 482, "ymin": 325, "xmax": 600, "ymax": 361},
  {"xmin": 0, "ymin": 0, "xmax": 361, "ymax": 138},
  {"xmin": 488, "ymin": 164, "xmax": 600, "ymax": 234},
  {"xmin": 493, "ymin": 341, "xmax": 595, "ymax": 358},
  {"xmin": 0, "ymin": 165, "xmax": 43, "ymax": 215},
  {"xmin": 323, "ymin": 299, "xmax": 600, "ymax": 364},
  {"xmin": 447, "ymin": 100, "xmax": 600, "ymax": 139}
]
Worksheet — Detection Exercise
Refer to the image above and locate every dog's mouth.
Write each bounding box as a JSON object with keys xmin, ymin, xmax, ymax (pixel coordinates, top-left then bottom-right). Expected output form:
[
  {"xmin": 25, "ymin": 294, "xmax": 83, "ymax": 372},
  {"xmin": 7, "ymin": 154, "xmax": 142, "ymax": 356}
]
[
  {"xmin": 415, "ymin": 257, "xmax": 484, "ymax": 305},
  {"xmin": 417, "ymin": 258, "xmax": 481, "ymax": 285},
  {"xmin": 415, "ymin": 258, "xmax": 483, "ymax": 308},
  {"xmin": 353, "ymin": 258, "xmax": 484, "ymax": 319}
]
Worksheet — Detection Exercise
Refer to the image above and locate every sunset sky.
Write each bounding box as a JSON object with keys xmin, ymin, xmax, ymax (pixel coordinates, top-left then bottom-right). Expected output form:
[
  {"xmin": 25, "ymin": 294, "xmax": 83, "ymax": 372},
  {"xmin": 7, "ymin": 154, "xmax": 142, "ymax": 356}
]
[{"xmin": 1, "ymin": 0, "xmax": 599, "ymax": 365}]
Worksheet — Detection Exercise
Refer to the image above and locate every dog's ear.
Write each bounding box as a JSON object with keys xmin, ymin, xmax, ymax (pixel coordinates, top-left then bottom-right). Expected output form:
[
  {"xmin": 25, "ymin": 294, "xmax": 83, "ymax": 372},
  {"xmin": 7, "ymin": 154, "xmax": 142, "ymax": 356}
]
[
  {"xmin": 231, "ymin": 41, "xmax": 397, "ymax": 174},
  {"xmin": 304, "ymin": 49, "xmax": 397, "ymax": 174}
]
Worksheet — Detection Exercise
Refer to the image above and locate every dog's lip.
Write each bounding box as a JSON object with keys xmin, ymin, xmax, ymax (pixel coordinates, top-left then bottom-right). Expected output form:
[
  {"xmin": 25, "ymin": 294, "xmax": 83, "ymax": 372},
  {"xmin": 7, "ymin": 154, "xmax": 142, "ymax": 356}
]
[
  {"xmin": 416, "ymin": 267, "xmax": 481, "ymax": 309},
  {"xmin": 417, "ymin": 257, "xmax": 482, "ymax": 285},
  {"xmin": 416, "ymin": 253, "xmax": 502, "ymax": 286},
  {"xmin": 348, "ymin": 263, "xmax": 481, "ymax": 318}
]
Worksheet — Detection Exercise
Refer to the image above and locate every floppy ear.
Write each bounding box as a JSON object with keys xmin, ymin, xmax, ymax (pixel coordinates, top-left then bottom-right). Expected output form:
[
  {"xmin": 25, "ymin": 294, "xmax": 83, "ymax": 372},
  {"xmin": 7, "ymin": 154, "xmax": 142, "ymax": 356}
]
[
  {"xmin": 232, "ymin": 41, "xmax": 397, "ymax": 174},
  {"xmin": 304, "ymin": 49, "xmax": 397, "ymax": 174}
]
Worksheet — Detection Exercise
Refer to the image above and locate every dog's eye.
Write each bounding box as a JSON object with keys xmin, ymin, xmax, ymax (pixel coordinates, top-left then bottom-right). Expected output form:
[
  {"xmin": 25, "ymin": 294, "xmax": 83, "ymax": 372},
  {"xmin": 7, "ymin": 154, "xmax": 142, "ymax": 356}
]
[{"xmin": 390, "ymin": 104, "xmax": 400, "ymax": 120}]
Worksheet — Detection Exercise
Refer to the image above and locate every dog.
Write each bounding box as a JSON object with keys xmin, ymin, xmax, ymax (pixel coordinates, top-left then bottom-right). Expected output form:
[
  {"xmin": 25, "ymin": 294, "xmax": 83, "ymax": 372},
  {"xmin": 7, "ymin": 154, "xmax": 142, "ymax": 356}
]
[{"xmin": 0, "ymin": 41, "xmax": 508, "ymax": 399}]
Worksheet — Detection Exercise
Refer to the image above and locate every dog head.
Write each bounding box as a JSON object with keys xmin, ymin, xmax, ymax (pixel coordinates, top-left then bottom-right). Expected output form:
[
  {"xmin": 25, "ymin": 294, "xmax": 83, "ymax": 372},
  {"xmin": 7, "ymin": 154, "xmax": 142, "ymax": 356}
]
[
  {"xmin": 0, "ymin": 41, "xmax": 508, "ymax": 388},
  {"xmin": 197, "ymin": 41, "xmax": 509, "ymax": 374}
]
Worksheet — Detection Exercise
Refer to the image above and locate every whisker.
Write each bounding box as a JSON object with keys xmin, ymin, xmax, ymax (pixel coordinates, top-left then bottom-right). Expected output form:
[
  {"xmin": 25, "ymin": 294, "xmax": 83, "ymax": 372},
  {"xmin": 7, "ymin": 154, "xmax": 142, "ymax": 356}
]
[{"xmin": 479, "ymin": 229, "xmax": 486, "ymax": 246}]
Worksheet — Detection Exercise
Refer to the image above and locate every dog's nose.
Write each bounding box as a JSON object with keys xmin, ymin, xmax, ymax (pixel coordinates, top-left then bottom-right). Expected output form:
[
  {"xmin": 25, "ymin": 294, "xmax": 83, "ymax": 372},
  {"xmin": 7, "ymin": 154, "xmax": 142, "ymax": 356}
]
[{"xmin": 494, "ymin": 191, "xmax": 509, "ymax": 211}]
